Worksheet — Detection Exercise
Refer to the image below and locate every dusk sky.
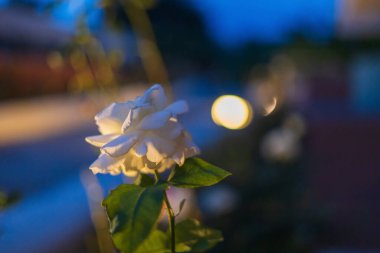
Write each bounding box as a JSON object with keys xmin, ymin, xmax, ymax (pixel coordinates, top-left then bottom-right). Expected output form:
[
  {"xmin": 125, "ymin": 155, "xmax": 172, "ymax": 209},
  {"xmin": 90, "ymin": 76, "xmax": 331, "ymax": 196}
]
[
  {"xmin": 0, "ymin": 0, "xmax": 336, "ymax": 46},
  {"xmin": 188, "ymin": 0, "xmax": 336, "ymax": 46}
]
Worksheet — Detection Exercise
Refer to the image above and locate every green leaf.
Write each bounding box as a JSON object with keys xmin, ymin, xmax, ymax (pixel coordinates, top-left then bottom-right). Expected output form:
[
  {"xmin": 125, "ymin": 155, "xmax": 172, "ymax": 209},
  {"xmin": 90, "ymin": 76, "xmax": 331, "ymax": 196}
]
[
  {"xmin": 135, "ymin": 229, "xmax": 190, "ymax": 253},
  {"xmin": 102, "ymin": 184, "xmax": 165, "ymax": 253},
  {"xmin": 134, "ymin": 173, "xmax": 155, "ymax": 187},
  {"xmin": 174, "ymin": 219, "xmax": 224, "ymax": 252},
  {"xmin": 175, "ymin": 243, "xmax": 192, "ymax": 252},
  {"xmin": 168, "ymin": 158, "xmax": 231, "ymax": 188},
  {"xmin": 135, "ymin": 230, "xmax": 170, "ymax": 253}
]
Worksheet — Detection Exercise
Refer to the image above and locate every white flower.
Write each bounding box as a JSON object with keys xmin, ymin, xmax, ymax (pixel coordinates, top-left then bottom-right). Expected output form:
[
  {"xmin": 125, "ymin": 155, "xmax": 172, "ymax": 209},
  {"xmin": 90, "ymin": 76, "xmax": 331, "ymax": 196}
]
[
  {"xmin": 86, "ymin": 84, "xmax": 200, "ymax": 177},
  {"xmin": 261, "ymin": 128, "xmax": 300, "ymax": 162}
]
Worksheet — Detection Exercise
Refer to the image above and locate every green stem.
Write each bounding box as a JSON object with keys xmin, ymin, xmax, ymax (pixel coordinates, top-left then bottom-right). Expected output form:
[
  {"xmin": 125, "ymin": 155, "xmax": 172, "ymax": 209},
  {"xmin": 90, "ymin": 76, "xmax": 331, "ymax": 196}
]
[
  {"xmin": 163, "ymin": 190, "xmax": 176, "ymax": 253},
  {"xmin": 153, "ymin": 170, "xmax": 159, "ymax": 183},
  {"xmin": 154, "ymin": 171, "xmax": 176, "ymax": 253}
]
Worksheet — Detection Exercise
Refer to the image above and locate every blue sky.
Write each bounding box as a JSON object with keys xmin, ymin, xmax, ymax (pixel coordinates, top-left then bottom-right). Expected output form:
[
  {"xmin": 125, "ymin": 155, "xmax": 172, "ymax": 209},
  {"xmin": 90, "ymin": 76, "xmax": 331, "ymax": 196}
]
[
  {"xmin": 188, "ymin": 0, "xmax": 336, "ymax": 47},
  {"xmin": 0, "ymin": 0, "xmax": 336, "ymax": 46}
]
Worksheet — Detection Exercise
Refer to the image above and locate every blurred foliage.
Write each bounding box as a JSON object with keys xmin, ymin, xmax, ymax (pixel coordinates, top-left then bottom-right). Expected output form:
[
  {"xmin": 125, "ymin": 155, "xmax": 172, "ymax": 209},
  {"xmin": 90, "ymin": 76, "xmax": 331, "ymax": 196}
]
[
  {"xmin": 0, "ymin": 191, "xmax": 21, "ymax": 210},
  {"xmin": 201, "ymin": 107, "xmax": 325, "ymax": 253},
  {"xmin": 65, "ymin": 19, "xmax": 120, "ymax": 94},
  {"xmin": 2, "ymin": 0, "xmax": 380, "ymax": 101}
]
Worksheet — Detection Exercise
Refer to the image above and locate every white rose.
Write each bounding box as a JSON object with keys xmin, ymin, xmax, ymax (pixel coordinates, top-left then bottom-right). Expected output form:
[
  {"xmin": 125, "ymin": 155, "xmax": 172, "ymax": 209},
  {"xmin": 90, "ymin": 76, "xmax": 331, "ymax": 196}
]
[{"xmin": 85, "ymin": 84, "xmax": 200, "ymax": 177}]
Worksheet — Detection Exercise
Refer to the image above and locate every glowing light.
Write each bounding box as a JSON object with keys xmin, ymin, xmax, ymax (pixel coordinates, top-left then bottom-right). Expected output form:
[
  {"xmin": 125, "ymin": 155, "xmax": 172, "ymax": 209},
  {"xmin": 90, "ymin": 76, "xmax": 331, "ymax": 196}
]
[
  {"xmin": 211, "ymin": 95, "xmax": 253, "ymax": 130},
  {"xmin": 263, "ymin": 96, "xmax": 277, "ymax": 116}
]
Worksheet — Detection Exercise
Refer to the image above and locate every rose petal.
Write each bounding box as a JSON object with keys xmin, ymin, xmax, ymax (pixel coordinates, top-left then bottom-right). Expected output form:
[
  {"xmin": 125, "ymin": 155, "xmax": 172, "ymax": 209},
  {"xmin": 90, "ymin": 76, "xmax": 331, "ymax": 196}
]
[
  {"xmin": 165, "ymin": 100, "xmax": 188, "ymax": 115},
  {"xmin": 121, "ymin": 109, "xmax": 134, "ymax": 132},
  {"xmin": 121, "ymin": 103, "xmax": 153, "ymax": 133},
  {"xmin": 184, "ymin": 144, "xmax": 200, "ymax": 158},
  {"xmin": 95, "ymin": 102, "xmax": 132, "ymax": 134},
  {"xmin": 172, "ymin": 151, "xmax": 185, "ymax": 165},
  {"xmin": 96, "ymin": 119, "xmax": 123, "ymax": 135},
  {"xmin": 133, "ymin": 141, "xmax": 147, "ymax": 157},
  {"xmin": 138, "ymin": 110, "xmax": 171, "ymax": 130},
  {"xmin": 142, "ymin": 84, "xmax": 167, "ymax": 110},
  {"xmin": 145, "ymin": 135, "xmax": 176, "ymax": 163},
  {"xmin": 183, "ymin": 132, "xmax": 201, "ymax": 157},
  {"xmin": 85, "ymin": 134, "xmax": 119, "ymax": 147},
  {"xmin": 123, "ymin": 169, "xmax": 139, "ymax": 177},
  {"xmin": 137, "ymin": 101, "xmax": 188, "ymax": 131},
  {"xmin": 128, "ymin": 154, "xmax": 145, "ymax": 169},
  {"xmin": 145, "ymin": 142, "xmax": 164, "ymax": 163},
  {"xmin": 156, "ymin": 121, "xmax": 183, "ymax": 139},
  {"xmin": 89, "ymin": 153, "xmax": 124, "ymax": 175},
  {"xmin": 102, "ymin": 132, "xmax": 139, "ymax": 157},
  {"xmin": 95, "ymin": 102, "xmax": 132, "ymax": 122}
]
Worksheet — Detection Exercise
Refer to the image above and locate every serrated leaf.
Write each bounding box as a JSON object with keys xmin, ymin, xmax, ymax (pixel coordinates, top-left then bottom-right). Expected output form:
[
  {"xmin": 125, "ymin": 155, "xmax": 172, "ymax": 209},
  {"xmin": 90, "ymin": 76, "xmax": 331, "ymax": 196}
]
[
  {"xmin": 102, "ymin": 184, "xmax": 165, "ymax": 253},
  {"xmin": 174, "ymin": 219, "xmax": 223, "ymax": 252},
  {"xmin": 169, "ymin": 158, "xmax": 231, "ymax": 188}
]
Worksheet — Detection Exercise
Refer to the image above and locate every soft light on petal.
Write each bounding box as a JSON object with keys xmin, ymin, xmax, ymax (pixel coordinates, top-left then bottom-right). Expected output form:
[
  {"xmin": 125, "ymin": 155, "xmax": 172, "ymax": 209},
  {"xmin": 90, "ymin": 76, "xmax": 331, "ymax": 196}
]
[
  {"xmin": 128, "ymin": 154, "xmax": 145, "ymax": 170},
  {"xmin": 165, "ymin": 100, "xmax": 188, "ymax": 115},
  {"xmin": 142, "ymin": 84, "xmax": 167, "ymax": 110},
  {"xmin": 133, "ymin": 141, "xmax": 147, "ymax": 157},
  {"xmin": 95, "ymin": 102, "xmax": 133, "ymax": 134},
  {"xmin": 138, "ymin": 110, "xmax": 171, "ymax": 130},
  {"xmin": 85, "ymin": 134, "xmax": 119, "ymax": 147},
  {"xmin": 145, "ymin": 141, "xmax": 165, "ymax": 163},
  {"xmin": 121, "ymin": 104, "xmax": 154, "ymax": 133},
  {"xmin": 96, "ymin": 119, "xmax": 123, "ymax": 135},
  {"xmin": 156, "ymin": 121, "xmax": 183, "ymax": 139},
  {"xmin": 123, "ymin": 169, "xmax": 139, "ymax": 177},
  {"xmin": 145, "ymin": 135, "xmax": 176, "ymax": 163},
  {"xmin": 89, "ymin": 153, "xmax": 124, "ymax": 175},
  {"xmin": 121, "ymin": 109, "xmax": 134, "ymax": 132},
  {"xmin": 102, "ymin": 132, "xmax": 139, "ymax": 157},
  {"xmin": 173, "ymin": 151, "xmax": 185, "ymax": 165},
  {"xmin": 95, "ymin": 102, "xmax": 132, "ymax": 122}
]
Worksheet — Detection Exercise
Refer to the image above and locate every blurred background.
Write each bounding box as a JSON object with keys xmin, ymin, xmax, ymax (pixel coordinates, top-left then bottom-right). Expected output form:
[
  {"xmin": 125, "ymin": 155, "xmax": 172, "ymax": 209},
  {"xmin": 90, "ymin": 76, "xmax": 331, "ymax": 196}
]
[{"xmin": 0, "ymin": 0, "xmax": 380, "ymax": 252}]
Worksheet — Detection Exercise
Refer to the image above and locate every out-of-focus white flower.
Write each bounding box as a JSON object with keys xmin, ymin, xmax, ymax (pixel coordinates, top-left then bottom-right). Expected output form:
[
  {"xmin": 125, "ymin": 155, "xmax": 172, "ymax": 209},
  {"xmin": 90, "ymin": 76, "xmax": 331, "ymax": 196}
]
[
  {"xmin": 261, "ymin": 113, "xmax": 305, "ymax": 163},
  {"xmin": 261, "ymin": 128, "xmax": 300, "ymax": 162},
  {"xmin": 199, "ymin": 185, "xmax": 239, "ymax": 216},
  {"xmin": 86, "ymin": 84, "xmax": 200, "ymax": 177}
]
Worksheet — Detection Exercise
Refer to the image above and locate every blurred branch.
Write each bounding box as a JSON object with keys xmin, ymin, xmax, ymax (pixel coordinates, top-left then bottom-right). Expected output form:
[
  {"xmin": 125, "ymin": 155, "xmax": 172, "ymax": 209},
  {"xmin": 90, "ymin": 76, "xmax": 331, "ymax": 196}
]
[
  {"xmin": 120, "ymin": 0, "xmax": 172, "ymax": 100},
  {"xmin": 80, "ymin": 171, "xmax": 115, "ymax": 253},
  {"xmin": 68, "ymin": 18, "xmax": 119, "ymax": 98}
]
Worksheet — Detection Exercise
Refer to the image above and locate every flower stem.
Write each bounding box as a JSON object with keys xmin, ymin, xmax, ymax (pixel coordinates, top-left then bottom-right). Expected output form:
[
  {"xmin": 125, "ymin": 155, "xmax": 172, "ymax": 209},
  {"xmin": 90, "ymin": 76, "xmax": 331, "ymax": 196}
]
[
  {"xmin": 154, "ymin": 171, "xmax": 176, "ymax": 253},
  {"xmin": 163, "ymin": 190, "xmax": 176, "ymax": 253}
]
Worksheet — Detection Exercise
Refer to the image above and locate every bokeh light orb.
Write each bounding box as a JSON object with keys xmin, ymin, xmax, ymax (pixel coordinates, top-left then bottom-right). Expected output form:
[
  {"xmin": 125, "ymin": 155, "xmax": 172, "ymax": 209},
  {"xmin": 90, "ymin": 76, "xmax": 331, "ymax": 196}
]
[
  {"xmin": 263, "ymin": 96, "xmax": 277, "ymax": 116},
  {"xmin": 211, "ymin": 95, "xmax": 253, "ymax": 130}
]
